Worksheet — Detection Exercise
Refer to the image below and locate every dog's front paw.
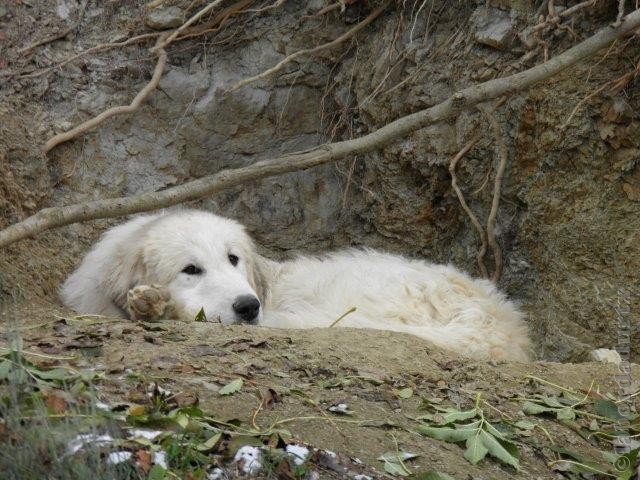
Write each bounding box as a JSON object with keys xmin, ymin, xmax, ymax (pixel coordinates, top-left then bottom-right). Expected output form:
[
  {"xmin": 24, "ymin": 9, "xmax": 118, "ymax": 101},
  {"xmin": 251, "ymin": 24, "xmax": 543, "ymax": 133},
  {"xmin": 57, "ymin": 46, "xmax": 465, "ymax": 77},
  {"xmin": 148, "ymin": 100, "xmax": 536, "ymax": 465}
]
[{"xmin": 126, "ymin": 285, "xmax": 173, "ymax": 321}]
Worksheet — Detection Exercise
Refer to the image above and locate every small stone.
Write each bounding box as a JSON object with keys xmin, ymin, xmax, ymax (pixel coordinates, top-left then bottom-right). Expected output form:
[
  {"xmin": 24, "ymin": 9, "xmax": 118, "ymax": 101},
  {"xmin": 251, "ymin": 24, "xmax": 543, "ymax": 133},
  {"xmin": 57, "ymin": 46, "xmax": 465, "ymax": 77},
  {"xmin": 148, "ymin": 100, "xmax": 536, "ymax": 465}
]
[
  {"xmin": 589, "ymin": 348, "xmax": 622, "ymax": 364},
  {"xmin": 145, "ymin": 6, "xmax": 184, "ymax": 30},
  {"xmin": 473, "ymin": 6, "xmax": 515, "ymax": 50}
]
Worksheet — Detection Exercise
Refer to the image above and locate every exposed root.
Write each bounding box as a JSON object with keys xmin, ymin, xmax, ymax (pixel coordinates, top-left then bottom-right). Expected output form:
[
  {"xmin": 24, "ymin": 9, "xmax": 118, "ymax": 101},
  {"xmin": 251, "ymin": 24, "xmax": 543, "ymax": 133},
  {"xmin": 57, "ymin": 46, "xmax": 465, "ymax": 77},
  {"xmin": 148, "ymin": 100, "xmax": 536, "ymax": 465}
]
[
  {"xmin": 152, "ymin": 0, "xmax": 228, "ymax": 52},
  {"xmin": 518, "ymin": 0, "xmax": 597, "ymax": 51},
  {"xmin": 21, "ymin": 33, "xmax": 161, "ymax": 79},
  {"xmin": 613, "ymin": 0, "xmax": 626, "ymax": 27},
  {"xmin": 173, "ymin": 0, "xmax": 255, "ymax": 42},
  {"xmin": 448, "ymin": 133, "xmax": 489, "ymax": 279},
  {"xmin": 226, "ymin": 0, "xmax": 391, "ymax": 93},
  {"xmin": 246, "ymin": 0, "xmax": 287, "ymax": 13},
  {"xmin": 43, "ymin": 34, "xmax": 169, "ymax": 154},
  {"xmin": 302, "ymin": 2, "xmax": 342, "ymax": 20},
  {"xmin": 481, "ymin": 108, "xmax": 509, "ymax": 284}
]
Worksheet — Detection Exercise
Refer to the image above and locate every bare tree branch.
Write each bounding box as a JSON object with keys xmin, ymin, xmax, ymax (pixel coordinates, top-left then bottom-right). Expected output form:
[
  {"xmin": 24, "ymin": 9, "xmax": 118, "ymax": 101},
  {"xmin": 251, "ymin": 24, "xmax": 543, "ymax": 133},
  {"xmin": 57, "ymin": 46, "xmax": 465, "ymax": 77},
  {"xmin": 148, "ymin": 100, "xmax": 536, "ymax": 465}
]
[{"xmin": 2, "ymin": 10, "xmax": 640, "ymax": 248}]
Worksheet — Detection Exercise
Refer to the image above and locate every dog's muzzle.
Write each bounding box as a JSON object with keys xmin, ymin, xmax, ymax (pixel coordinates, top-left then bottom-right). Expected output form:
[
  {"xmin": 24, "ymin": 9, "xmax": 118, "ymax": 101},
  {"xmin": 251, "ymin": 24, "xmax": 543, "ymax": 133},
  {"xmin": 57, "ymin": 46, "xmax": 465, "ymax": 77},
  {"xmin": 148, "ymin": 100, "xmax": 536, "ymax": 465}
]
[{"xmin": 232, "ymin": 295, "xmax": 261, "ymax": 324}]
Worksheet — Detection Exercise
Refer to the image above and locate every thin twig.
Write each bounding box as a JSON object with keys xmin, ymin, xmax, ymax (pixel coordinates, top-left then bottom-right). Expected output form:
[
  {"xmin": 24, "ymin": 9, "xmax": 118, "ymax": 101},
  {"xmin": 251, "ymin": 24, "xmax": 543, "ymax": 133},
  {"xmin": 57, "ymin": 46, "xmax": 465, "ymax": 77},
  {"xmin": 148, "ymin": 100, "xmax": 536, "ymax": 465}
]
[
  {"xmin": 226, "ymin": 0, "xmax": 391, "ymax": 92},
  {"xmin": 329, "ymin": 307, "xmax": 357, "ymax": 327},
  {"xmin": 43, "ymin": 34, "xmax": 169, "ymax": 153}
]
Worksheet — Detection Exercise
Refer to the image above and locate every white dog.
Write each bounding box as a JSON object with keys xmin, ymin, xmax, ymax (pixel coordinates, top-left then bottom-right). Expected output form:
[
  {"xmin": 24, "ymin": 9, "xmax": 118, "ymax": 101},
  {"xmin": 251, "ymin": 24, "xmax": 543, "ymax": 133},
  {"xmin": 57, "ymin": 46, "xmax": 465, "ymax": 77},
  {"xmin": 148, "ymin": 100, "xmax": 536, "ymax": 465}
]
[{"xmin": 60, "ymin": 210, "xmax": 531, "ymax": 361}]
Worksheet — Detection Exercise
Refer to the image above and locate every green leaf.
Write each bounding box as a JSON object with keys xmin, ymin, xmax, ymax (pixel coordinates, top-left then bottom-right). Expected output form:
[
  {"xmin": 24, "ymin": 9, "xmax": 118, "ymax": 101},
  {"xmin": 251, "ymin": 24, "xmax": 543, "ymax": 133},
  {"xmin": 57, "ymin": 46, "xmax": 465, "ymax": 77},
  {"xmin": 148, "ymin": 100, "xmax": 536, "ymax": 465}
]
[
  {"xmin": 378, "ymin": 452, "xmax": 420, "ymax": 462},
  {"xmin": 383, "ymin": 460, "xmax": 411, "ymax": 476},
  {"xmin": 464, "ymin": 433, "xmax": 488, "ymax": 464},
  {"xmin": 194, "ymin": 308, "xmax": 207, "ymax": 322},
  {"xmin": 513, "ymin": 419, "xmax": 536, "ymax": 430},
  {"xmin": 148, "ymin": 464, "xmax": 166, "ymax": 480},
  {"xmin": 521, "ymin": 401, "xmax": 556, "ymax": 415},
  {"xmin": 416, "ymin": 425, "xmax": 476, "ymax": 442},
  {"xmin": 195, "ymin": 432, "xmax": 222, "ymax": 452},
  {"xmin": 537, "ymin": 395, "xmax": 564, "ymax": 408},
  {"xmin": 219, "ymin": 378, "xmax": 243, "ymax": 396},
  {"xmin": 396, "ymin": 388, "xmax": 413, "ymax": 399},
  {"xmin": 175, "ymin": 413, "xmax": 189, "ymax": 429},
  {"xmin": 378, "ymin": 452, "xmax": 417, "ymax": 477},
  {"xmin": 594, "ymin": 399, "xmax": 625, "ymax": 421},
  {"xmin": 31, "ymin": 367, "xmax": 75, "ymax": 381},
  {"xmin": 480, "ymin": 430, "xmax": 519, "ymax": 470},
  {"xmin": 555, "ymin": 408, "xmax": 576, "ymax": 421},
  {"xmin": 440, "ymin": 408, "xmax": 478, "ymax": 424},
  {"xmin": 482, "ymin": 421, "xmax": 506, "ymax": 439}
]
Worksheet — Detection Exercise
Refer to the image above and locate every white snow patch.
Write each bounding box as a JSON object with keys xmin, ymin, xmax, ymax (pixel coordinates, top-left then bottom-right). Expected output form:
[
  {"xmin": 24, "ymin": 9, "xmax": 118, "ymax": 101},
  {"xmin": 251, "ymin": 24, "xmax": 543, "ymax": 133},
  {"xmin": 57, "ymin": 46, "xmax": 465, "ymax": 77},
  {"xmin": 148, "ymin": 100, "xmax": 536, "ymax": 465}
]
[
  {"xmin": 107, "ymin": 451, "xmax": 132, "ymax": 465},
  {"xmin": 67, "ymin": 433, "xmax": 114, "ymax": 455},
  {"xmin": 328, "ymin": 403, "xmax": 350, "ymax": 414},
  {"xmin": 207, "ymin": 467, "xmax": 226, "ymax": 480},
  {"xmin": 129, "ymin": 429, "xmax": 163, "ymax": 441},
  {"xmin": 233, "ymin": 446, "xmax": 262, "ymax": 475},
  {"xmin": 353, "ymin": 475, "xmax": 372, "ymax": 480},
  {"xmin": 286, "ymin": 444, "xmax": 309, "ymax": 465},
  {"xmin": 94, "ymin": 402, "xmax": 111, "ymax": 411},
  {"xmin": 153, "ymin": 451, "xmax": 168, "ymax": 469}
]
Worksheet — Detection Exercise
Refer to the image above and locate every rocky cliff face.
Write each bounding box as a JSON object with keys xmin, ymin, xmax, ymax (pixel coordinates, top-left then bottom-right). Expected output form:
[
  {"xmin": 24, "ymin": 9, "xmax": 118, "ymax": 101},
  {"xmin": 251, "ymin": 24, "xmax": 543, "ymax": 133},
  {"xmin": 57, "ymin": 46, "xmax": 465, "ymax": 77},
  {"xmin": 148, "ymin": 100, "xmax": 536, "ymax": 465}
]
[{"xmin": 1, "ymin": 0, "xmax": 638, "ymax": 361}]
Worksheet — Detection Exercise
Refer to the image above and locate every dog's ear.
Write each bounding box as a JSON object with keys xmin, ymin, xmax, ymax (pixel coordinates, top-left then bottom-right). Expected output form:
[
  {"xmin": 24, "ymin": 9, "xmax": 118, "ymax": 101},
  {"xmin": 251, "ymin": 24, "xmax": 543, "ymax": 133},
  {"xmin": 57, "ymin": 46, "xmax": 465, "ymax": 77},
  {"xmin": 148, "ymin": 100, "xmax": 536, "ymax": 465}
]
[
  {"xmin": 245, "ymin": 253, "xmax": 270, "ymax": 305},
  {"xmin": 105, "ymin": 247, "xmax": 147, "ymax": 313},
  {"xmin": 60, "ymin": 215, "xmax": 154, "ymax": 318}
]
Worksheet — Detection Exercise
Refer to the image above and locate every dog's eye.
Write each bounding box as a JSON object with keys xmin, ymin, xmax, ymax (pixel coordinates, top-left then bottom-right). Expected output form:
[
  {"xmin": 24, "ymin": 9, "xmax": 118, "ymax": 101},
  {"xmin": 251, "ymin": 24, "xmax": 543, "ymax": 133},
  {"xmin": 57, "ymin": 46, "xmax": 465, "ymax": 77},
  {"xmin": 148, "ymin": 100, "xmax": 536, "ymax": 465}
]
[
  {"xmin": 228, "ymin": 254, "xmax": 239, "ymax": 267},
  {"xmin": 181, "ymin": 264, "xmax": 203, "ymax": 275}
]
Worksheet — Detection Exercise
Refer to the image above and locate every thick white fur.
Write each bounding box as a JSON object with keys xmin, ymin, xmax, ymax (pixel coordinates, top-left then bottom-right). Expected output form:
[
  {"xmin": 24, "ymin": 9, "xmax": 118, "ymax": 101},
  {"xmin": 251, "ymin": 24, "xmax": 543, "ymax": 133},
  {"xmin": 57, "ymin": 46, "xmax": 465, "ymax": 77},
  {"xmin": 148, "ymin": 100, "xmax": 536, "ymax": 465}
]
[{"xmin": 61, "ymin": 210, "xmax": 531, "ymax": 361}]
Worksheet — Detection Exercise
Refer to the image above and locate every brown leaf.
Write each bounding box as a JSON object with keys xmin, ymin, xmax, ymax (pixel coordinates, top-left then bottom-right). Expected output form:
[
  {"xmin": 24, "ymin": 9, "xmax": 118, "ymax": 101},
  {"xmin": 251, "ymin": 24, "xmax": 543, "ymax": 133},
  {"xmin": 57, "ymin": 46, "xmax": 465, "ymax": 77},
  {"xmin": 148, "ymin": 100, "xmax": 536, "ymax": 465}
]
[
  {"xmin": 275, "ymin": 459, "xmax": 296, "ymax": 480},
  {"xmin": 262, "ymin": 388, "xmax": 281, "ymax": 410},
  {"xmin": 180, "ymin": 364, "xmax": 196, "ymax": 374},
  {"xmin": 44, "ymin": 391, "xmax": 67, "ymax": 414},
  {"xmin": 174, "ymin": 391, "xmax": 199, "ymax": 407},
  {"xmin": 136, "ymin": 449, "xmax": 152, "ymax": 474}
]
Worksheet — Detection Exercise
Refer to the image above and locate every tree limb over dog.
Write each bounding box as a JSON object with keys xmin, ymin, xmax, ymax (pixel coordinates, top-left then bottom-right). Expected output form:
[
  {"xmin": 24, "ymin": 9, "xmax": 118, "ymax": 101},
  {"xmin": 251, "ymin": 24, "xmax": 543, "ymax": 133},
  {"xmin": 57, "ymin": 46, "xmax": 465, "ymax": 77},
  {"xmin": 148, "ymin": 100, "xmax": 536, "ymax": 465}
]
[{"xmin": 2, "ymin": 10, "xmax": 640, "ymax": 249}]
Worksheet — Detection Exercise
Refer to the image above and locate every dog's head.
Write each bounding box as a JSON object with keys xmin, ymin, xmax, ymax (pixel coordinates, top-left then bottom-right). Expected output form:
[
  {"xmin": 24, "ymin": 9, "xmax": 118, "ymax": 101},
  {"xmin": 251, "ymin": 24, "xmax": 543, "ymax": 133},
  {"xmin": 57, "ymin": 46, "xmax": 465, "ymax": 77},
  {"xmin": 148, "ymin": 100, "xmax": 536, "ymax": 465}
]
[{"xmin": 123, "ymin": 211, "xmax": 265, "ymax": 325}]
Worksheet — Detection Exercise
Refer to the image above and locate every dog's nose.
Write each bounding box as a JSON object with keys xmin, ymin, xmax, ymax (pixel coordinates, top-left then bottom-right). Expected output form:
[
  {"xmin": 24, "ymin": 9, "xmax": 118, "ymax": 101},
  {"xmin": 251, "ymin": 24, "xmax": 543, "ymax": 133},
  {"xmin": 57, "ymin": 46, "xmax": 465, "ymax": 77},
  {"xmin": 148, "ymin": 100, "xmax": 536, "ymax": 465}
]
[{"xmin": 232, "ymin": 295, "xmax": 261, "ymax": 323}]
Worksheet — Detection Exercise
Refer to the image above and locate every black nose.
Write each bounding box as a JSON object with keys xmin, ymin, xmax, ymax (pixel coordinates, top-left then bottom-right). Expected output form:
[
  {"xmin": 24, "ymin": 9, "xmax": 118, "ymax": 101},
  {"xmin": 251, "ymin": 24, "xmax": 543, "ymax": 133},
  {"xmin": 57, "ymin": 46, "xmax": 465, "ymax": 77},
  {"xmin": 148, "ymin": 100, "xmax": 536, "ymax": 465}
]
[{"xmin": 232, "ymin": 295, "xmax": 261, "ymax": 323}]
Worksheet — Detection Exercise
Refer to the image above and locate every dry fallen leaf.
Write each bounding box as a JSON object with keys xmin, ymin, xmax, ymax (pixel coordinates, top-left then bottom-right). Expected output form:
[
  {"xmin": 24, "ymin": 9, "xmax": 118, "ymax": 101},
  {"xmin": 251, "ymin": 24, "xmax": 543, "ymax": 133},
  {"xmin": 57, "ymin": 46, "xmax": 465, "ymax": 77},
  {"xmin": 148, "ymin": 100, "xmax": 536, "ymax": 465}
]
[
  {"xmin": 44, "ymin": 391, "xmax": 67, "ymax": 414},
  {"xmin": 174, "ymin": 391, "xmax": 199, "ymax": 407},
  {"xmin": 136, "ymin": 449, "xmax": 152, "ymax": 474}
]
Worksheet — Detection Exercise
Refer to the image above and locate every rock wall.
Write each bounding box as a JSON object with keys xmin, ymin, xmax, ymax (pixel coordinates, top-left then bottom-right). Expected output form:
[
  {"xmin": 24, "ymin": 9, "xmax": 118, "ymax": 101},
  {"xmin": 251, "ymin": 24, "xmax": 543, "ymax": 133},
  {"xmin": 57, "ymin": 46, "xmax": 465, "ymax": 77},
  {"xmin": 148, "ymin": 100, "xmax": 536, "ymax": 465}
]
[{"xmin": 1, "ymin": 0, "xmax": 638, "ymax": 361}]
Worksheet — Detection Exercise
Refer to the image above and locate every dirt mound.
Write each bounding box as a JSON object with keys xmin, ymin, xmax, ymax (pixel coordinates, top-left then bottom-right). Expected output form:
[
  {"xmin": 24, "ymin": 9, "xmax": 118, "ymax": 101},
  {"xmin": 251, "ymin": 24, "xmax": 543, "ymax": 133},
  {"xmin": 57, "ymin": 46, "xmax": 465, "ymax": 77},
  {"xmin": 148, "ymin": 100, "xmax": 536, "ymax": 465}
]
[{"xmin": 1, "ymin": 306, "xmax": 638, "ymax": 479}]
